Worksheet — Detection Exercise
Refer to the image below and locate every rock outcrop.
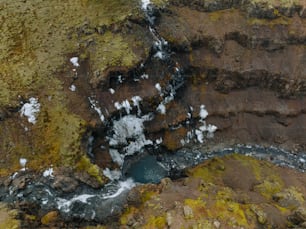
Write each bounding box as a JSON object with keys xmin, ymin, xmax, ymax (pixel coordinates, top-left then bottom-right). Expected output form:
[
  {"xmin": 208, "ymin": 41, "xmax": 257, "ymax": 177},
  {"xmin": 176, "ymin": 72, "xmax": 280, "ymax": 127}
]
[{"xmin": 0, "ymin": 0, "xmax": 306, "ymax": 227}]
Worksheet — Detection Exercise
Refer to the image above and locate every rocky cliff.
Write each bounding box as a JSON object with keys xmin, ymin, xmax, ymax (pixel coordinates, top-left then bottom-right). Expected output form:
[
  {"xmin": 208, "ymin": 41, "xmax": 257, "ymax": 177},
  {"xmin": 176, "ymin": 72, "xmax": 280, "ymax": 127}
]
[{"xmin": 0, "ymin": 0, "xmax": 306, "ymax": 228}]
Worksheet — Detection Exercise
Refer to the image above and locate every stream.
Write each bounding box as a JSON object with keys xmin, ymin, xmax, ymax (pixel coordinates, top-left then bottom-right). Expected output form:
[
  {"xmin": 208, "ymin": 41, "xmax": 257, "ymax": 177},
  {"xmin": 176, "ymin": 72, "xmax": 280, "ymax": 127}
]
[{"xmin": 0, "ymin": 0, "xmax": 305, "ymax": 224}]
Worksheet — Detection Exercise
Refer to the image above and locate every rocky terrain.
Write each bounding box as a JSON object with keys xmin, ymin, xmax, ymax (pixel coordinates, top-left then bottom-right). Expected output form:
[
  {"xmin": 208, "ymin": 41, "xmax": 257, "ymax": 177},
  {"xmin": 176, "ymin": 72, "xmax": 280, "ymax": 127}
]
[{"xmin": 0, "ymin": 0, "xmax": 306, "ymax": 228}]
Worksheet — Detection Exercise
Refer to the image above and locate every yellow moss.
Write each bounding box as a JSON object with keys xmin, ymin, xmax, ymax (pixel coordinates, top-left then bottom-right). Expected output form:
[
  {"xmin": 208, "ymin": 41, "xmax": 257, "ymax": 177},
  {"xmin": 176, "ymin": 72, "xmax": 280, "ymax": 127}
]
[
  {"xmin": 184, "ymin": 198, "xmax": 207, "ymax": 219},
  {"xmin": 41, "ymin": 211, "xmax": 59, "ymax": 225},
  {"xmin": 254, "ymin": 176, "xmax": 283, "ymax": 200},
  {"xmin": 212, "ymin": 200, "xmax": 248, "ymax": 227},
  {"xmin": 141, "ymin": 191, "xmax": 157, "ymax": 203},
  {"xmin": 120, "ymin": 206, "xmax": 139, "ymax": 225},
  {"xmin": 0, "ymin": 203, "xmax": 20, "ymax": 229},
  {"xmin": 75, "ymin": 155, "xmax": 104, "ymax": 184},
  {"xmin": 144, "ymin": 215, "xmax": 167, "ymax": 229},
  {"xmin": 187, "ymin": 157, "xmax": 225, "ymax": 183},
  {"xmin": 247, "ymin": 16, "xmax": 292, "ymax": 27}
]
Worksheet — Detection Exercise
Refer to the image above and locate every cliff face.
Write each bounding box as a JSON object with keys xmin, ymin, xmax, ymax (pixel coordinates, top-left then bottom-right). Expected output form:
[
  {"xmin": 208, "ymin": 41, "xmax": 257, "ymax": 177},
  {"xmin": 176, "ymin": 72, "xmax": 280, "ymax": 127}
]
[{"xmin": 0, "ymin": 0, "xmax": 306, "ymax": 227}]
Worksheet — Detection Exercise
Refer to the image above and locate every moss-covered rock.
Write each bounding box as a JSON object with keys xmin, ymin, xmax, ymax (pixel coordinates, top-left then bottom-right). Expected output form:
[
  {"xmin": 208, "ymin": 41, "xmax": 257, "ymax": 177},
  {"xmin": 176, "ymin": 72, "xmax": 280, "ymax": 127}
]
[
  {"xmin": 119, "ymin": 154, "xmax": 306, "ymax": 228},
  {"xmin": 0, "ymin": 0, "xmax": 151, "ymax": 180},
  {"xmin": 0, "ymin": 203, "xmax": 20, "ymax": 229}
]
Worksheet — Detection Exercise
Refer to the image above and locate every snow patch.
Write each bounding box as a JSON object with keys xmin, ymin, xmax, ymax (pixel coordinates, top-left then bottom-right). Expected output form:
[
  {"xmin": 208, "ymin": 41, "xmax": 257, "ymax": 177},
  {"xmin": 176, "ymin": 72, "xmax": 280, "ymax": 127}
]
[
  {"xmin": 141, "ymin": 74, "xmax": 149, "ymax": 79},
  {"xmin": 103, "ymin": 168, "xmax": 121, "ymax": 181},
  {"xmin": 69, "ymin": 84, "xmax": 76, "ymax": 91},
  {"xmin": 43, "ymin": 168, "xmax": 54, "ymax": 178},
  {"xmin": 199, "ymin": 105, "xmax": 208, "ymax": 120},
  {"xmin": 88, "ymin": 97, "xmax": 105, "ymax": 123},
  {"xmin": 155, "ymin": 83, "xmax": 162, "ymax": 93},
  {"xmin": 157, "ymin": 103, "xmax": 166, "ymax": 114},
  {"xmin": 20, "ymin": 97, "xmax": 40, "ymax": 124},
  {"xmin": 109, "ymin": 88, "xmax": 115, "ymax": 94},
  {"xmin": 70, "ymin": 57, "xmax": 79, "ymax": 67},
  {"xmin": 19, "ymin": 158, "xmax": 27, "ymax": 168},
  {"xmin": 141, "ymin": 0, "xmax": 151, "ymax": 10},
  {"xmin": 108, "ymin": 114, "xmax": 153, "ymax": 166}
]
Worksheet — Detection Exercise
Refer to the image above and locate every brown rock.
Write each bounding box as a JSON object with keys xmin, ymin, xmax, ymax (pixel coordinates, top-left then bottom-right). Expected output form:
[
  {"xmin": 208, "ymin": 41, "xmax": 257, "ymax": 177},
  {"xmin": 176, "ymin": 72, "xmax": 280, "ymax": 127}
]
[{"xmin": 52, "ymin": 175, "xmax": 79, "ymax": 193}]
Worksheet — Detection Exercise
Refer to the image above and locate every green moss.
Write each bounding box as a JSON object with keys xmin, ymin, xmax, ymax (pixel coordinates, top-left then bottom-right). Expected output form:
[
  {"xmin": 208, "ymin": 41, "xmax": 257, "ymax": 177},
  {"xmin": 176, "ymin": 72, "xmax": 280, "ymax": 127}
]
[{"xmin": 75, "ymin": 156, "xmax": 104, "ymax": 184}]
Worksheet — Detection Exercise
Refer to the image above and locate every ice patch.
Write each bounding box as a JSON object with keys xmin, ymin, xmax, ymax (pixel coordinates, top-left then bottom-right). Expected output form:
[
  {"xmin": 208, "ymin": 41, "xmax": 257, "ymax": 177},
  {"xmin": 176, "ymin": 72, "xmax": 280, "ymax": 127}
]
[
  {"xmin": 114, "ymin": 100, "xmax": 132, "ymax": 114},
  {"xmin": 19, "ymin": 158, "xmax": 27, "ymax": 168},
  {"xmin": 141, "ymin": 74, "xmax": 149, "ymax": 79},
  {"xmin": 199, "ymin": 105, "xmax": 208, "ymax": 120},
  {"xmin": 20, "ymin": 97, "xmax": 40, "ymax": 124},
  {"xmin": 108, "ymin": 114, "xmax": 153, "ymax": 166},
  {"xmin": 155, "ymin": 83, "xmax": 162, "ymax": 92},
  {"xmin": 131, "ymin": 96, "xmax": 142, "ymax": 115},
  {"xmin": 103, "ymin": 168, "xmax": 121, "ymax": 181},
  {"xmin": 157, "ymin": 103, "xmax": 166, "ymax": 114},
  {"xmin": 154, "ymin": 51, "xmax": 166, "ymax": 60},
  {"xmin": 109, "ymin": 149, "xmax": 124, "ymax": 166},
  {"xmin": 70, "ymin": 57, "xmax": 79, "ymax": 67},
  {"xmin": 141, "ymin": 0, "xmax": 151, "ymax": 10},
  {"xmin": 43, "ymin": 168, "xmax": 54, "ymax": 178},
  {"xmin": 88, "ymin": 97, "xmax": 105, "ymax": 123},
  {"xmin": 109, "ymin": 88, "xmax": 115, "ymax": 94},
  {"xmin": 69, "ymin": 84, "xmax": 76, "ymax": 91},
  {"xmin": 156, "ymin": 138, "xmax": 163, "ymax": 144}
]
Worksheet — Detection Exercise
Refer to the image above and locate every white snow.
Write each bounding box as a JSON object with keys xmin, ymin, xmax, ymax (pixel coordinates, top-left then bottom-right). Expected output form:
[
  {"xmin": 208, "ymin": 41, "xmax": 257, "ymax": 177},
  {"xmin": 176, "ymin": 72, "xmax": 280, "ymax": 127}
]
[
  {"xmin": 141, "ymin": 0, "xmax": 151, "ymax": 10},
  {"xmin": 20, "ymin": 97, "xmax": 41, "ymax": 124},
  {"xmin": 103, "ymin": 168, "xmax": 121, "ymax": 181},
  {"xmin": 43, "ymin": 168, "xmax": 54, "ymax": 177},
  {"xmin": 69, "ymin": 84, "xmax": 76, "ymax": 91},
  {"xmin": 19, "ymin": 158, "xmax": 27, "ymax": 168},
  {"xmin": 199, "ymin": 105, "xmax": 208, "ymax": 120},
  {"xmin": 299, "ymin": 158, "xmax": 305, "ymax": 163},
  {"xmin": 70, "ymin": 57, "xmax": 79, "ymax": 67},
  {"xmin": 122, "ymin": 100, "xmax": 132, "ymax": 114},
  {"xmin": 114, "ymin": 100, "xmax": 132, "ymax": 114},
  {"xmin": 141, "ymin": 74, "xmax": 149, "ymax": 79},
  {"xmin": 155, "ymin": 83, "xmax": 162, "ymax": 92},
  {"xmin": 88, "ymin": 97, "xmax": 105, "ymax": 123},
  {"xmin": 195, "ymin": 129, "xmax": 204, "ymax": 143},
  {"xmin": 157, "ymin": 103, "xmax": 166, "ymax": 114},
  {"xmin": 108, "ymin": 114, "xmax": 153, "ymax": 166},
  {"xmin": 131, "ymin": 96, "xmax": 142, "ymax": 115},
  {"xmin": 154, "ymin": 51, "xmax": 166, "ymax": 60},
  {"xmin": 155, "ymin": 138, "xmax": 163, "ymax": 144},
  {"xmin": 109, "ymin": 88, "xmax": 115, "ymax": 94},
  {"xmin": 109, "ymin": 149, "xmax": 125, "ymax": 166},
  {"xmin": 115, "ymin": 97, "xmax": 143, "ymax": 115}
]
